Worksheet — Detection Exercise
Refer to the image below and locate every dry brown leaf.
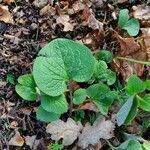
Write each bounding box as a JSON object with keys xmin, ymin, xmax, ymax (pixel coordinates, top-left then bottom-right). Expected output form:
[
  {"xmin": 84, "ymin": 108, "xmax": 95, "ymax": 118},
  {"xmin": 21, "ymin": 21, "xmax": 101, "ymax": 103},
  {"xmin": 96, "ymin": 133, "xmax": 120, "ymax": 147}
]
[
  {"xmin": 133, "ymin": 5, "xmax": 150, "ymax": 20},
  {"xmin": 81, "ymin": 8, "xmax": 103, "ymax": 31},
  {"xmin": 78, "ymin": 101, "xmax": 99, "ymax": 112},
  {"xmin": 40, "ymin": 4, "xmax": 56, "ymax": 16},
  {"xmin": 46, "ymin": 118, "xmax": 83, "ymax": 146},
  {"xmin": 141, "ymin": 28, "xmax": 150, "ymax": 61},
  {"xmin": 78, "ymin": 117, "xmax": 115, "ymax": 149},
  {"xmin": 9, "ymin": 131, "xmax": 24, "ymax": 147},
  {"xmin": 3, "ymin": 0, "xmax": 15, "ymax": 4},
  {"xmin": 56, "ymin": 15, "xmax": 74, "ymax": 31},
  {"xmin": 0, "ymin": 5, "xmax": 14, "ymax": 24},
  {"xmin": 113, "ymin": 32, "xmax": 146, "ymax": 80}
]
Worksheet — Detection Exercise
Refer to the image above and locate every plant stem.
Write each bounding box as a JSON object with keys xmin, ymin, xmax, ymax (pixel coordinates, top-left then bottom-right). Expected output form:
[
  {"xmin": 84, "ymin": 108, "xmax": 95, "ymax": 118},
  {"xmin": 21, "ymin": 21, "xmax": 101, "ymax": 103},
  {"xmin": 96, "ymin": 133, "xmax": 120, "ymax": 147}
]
[
  {"xmin": 68, "ymin": 81, "xmax": 73, "ymax": 117},
  {"xmin": 116, "ymin": 57, "xmax": 150, "ymax": 65},
  {"xmin": 106, "ymin": 140, "xmax": 116, "ymax": 150}
]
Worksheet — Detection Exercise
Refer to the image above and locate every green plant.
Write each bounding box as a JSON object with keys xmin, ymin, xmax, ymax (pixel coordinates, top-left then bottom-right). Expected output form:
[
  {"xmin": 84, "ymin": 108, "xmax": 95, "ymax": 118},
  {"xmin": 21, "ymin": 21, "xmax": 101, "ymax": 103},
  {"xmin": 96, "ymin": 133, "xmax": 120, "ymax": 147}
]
[
  {"xmin": 118, "ymin": 9, "xmax": 140, "ymax": 36},
  {"xmin": 117, "ymin": 75, "xmax": 150, "ymax": 126},
  {"xmin": 15, "ymin": 38, "xmax": 117, "ymax": 122},
  {"xmin": 48, "ymin": 143, "xmax": 63, "ymax": 150}
]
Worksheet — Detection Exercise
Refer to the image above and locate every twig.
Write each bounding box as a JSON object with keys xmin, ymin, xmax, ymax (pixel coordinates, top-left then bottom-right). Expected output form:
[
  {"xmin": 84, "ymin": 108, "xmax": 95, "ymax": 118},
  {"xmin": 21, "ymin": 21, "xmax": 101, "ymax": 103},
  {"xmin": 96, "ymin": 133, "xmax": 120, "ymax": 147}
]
[
  {"xmin": 115, "ymin": 56, "xmax": 150, "ymax": 65},
  {"xmin": 68, "ymin": 81, "xmax": 73, "ymax": 117}
]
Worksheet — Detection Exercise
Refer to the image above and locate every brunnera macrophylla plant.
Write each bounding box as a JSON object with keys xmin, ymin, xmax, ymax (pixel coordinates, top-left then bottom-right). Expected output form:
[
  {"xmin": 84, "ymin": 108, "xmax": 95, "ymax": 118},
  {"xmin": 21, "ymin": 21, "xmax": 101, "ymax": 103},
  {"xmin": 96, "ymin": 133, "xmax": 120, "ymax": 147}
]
[{"xmin": 15, "ymin": 38, "xmax": 117, "ymax": 122}]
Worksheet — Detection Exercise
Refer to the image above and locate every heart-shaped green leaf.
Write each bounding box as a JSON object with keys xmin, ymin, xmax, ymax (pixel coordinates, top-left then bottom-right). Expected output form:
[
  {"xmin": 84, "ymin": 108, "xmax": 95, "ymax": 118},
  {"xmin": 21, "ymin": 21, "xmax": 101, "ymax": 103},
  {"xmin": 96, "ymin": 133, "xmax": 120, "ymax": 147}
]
[
  {"xmin": 126, "ymin": 75, "xmax": 146, "ymax": 95},
  {"xmin": 15, "ymin": 74, "xmax": 38, "ymax": 101},
  {"xmin": 86, "ymin": 83, "xmax": 115, "ymax": 115},
  {"xmin": 41, "ymin": 94, "xmax": 68, "ymax": 114},
  {"xmin": 73, "ymin": 88, "xmax": 87, "ymax": 105},
  {"xmin": 33, "ymin": 38, "xmax": 95, "ymax": 96},
  {"xmin": 122, "ymin": 18, "xmax": 140, "ymax": 36}
]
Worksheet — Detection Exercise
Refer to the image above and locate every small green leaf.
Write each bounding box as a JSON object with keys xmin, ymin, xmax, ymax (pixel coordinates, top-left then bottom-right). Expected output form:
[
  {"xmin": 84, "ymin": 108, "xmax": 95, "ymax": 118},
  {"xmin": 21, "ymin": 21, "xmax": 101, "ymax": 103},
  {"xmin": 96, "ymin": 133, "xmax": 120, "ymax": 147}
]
[
  {"xmin": 117, "ymin": 96, "xmax": 134, "ymax": 126},
  {"xmin": 137, "ymin": 95, "xmax": 150, "ymax": 111},
  {"xmin": 6, "ymin": 73, "xmax": 15, "ymax": 85},
  {"xmin": 94, "ymin": 61, "xmax": 116, "ymax": 85},
  {"xmin": 142, "ymin": 142, "xmax": 150, "ymax": 150},
  {"xmin": 15, "ymin": 74, "xmax": 38, "ymax": 101},
  {"xmin": 94, "ymin": 50, "xmax": 113, "ymax": 63},
  {"xmin": 123, "ymin": 18, "xmax": 140, "ymax": 36},
  {"xmin": 126, "ymin": 75, "xmax": 146, "ymax": 95},
  {"xmin": 41, "ymin": 94, "xmax": 68, "ymax": 114},
  {"xmin": 116, "ymin": 140, "xmax": 142, "ymax": 150},
  {"xmin": 145, "ymin": 79, "xmax": 150, "ymax": 91},
  {"xmin": 33, "ymin": 38, "xmax": 95, "ymax": 96},
  {"xmin": 36, "ymin": 106, "xmax": 60, "ymax": 122},
  {"xmin": 86, "ymin": 83, "xmax": 114, "ymax": 115},
  {"xmin": 118, "ymin": 9, "xmax": 129, "ymax": 28},
  {"xmin": 73, "ymin": 88, "xmax": 87, "ymax": 105}
]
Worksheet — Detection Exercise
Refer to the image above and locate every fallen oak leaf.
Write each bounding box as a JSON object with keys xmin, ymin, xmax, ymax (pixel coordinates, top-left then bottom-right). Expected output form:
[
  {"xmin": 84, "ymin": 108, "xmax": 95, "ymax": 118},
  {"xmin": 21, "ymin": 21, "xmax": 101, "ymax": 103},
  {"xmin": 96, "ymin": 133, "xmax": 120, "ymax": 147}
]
[
  {"xmin": 46, "ymin": 118, "xmax": 82, "ymax": 146},
  {"xmin": 9, "ymin": 131, "xmax": 24, "ymax": 147},
  {"xmin": 0, "ymin": 5, "xmax": 14, "ymax": 24},
  {"xmin": 78, "ymin": 117, "xmax": 115, "ymax": 149}
]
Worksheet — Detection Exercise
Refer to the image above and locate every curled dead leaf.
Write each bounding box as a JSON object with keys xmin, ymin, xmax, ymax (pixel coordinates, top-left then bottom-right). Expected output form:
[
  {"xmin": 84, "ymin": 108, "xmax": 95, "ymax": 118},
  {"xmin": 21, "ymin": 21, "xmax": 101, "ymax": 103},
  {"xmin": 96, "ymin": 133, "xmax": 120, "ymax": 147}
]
[
  {"xmin": 33, "ymin": 0, "xmax": 48, "ymax": 8},
  {"xmin": 3, "ymin": 0, "xmax": 15, "ymax": 5},
  {"xmin": 0, "ymin": 5, "xmax": 14, "ymax": 24},
  {"xmin": 9, "ymin": 131, "xmax": 24, "ymax": 147},
  {"xmin": 46, "ymin": 118, "xmax": 83, "ymax": 146},
  {"xmin": 78, "ymin": 117, "xmax": 115, "ymax": 149}
]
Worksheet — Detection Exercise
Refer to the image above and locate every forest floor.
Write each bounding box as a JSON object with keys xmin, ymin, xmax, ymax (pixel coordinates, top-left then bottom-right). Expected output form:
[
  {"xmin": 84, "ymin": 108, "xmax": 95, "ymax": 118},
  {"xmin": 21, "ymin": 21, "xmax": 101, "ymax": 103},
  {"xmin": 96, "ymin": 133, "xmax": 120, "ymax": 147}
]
[{"xmin": 0, "ymin": 0, "xmax": 150, "ymax": 150}]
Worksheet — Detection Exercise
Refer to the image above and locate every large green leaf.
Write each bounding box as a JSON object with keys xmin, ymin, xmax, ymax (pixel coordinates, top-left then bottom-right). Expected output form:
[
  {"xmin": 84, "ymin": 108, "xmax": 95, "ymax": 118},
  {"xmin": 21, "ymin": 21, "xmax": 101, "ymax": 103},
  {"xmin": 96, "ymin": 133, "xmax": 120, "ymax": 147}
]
[
  {"xmin": 36, "ymin": 106, "xmax": 60, "ymax": 122},
  {"xmin": 15, "ymin": 74, "xmax": 38, "ymax": 101},
  {"xmin": 126, "ymin": 75, "xmax": 146, "ymax": 95},
  {"xmin": 73, "ymin": 88, "xmax": 87, "ymax": 105},
  {"xmin": 122, "ymin": 18, "xmax": 140, "ymax": 36},
  {"xmin": 116, "ymin": 140, "xmax": 142, "ymax": 150},
  {"xmin": 33, "ymin": 38, "xmax": 95, "ymax": 96},
  {"xmin": 118, "ymin": 9, "xmax": 129, "ymax": 28},
  {"xmin": 117, "ymin": 96, "xmax": 134, "ymax": 126},
  {"xmin": 142, "ymin": 142, "xmax": 150, "ymax": 150},
  {"xmin": 86, "ymin": 83, "xmax": 115, "ymax": 115},
  {"xmin": 137, "ymin": 95, "xmax": 150, "ymax": 111},
  {"xmin": 41, "ymin": 94, "xmax": 68, "ymax": 114}
]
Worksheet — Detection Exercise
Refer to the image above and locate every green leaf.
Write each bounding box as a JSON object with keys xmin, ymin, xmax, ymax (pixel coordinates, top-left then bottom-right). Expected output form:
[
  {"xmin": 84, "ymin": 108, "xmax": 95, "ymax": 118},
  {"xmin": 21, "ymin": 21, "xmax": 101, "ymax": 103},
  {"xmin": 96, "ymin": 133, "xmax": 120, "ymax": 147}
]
[
  {"xmin": 142, "ymin": 142, "xmax": 150, "ymax": 150},
  {"xmin": 73, "ymin": 88, "xmax": 87, "ymax": 105},
  {"xmin": 116, "ymin": 140, "xmax": 142, "ymax": 150},
  {"xmin": 33, "ymin": 38, "xmax": 95, "ymax": 96},
  {"xmin": 94, "ymin": 50, "xmax": 113, "ymax": 63},
  {"xmin": 41, "ymin": 94, "xmax": 68, "ymax": 114},
  {"xmin": 15, "ymin": 74, "xmax": 38, "ymax": 101},
  {"xmin": 117, "ymin": 96, "xmax": 134, "ymax": 126},
  {"xmin": 94, "ymin": 61, "xmax": 116, "ymax": 85},
  {"xmin": 145, "ymin": 80, "xmax": 150, "ymax": 91},
  {"xmin": 6, "ymin": 73, "xmax": 15, "ymax": 85},
  {"xmin": 86, "ymin": 83, "xmax": 114, "ymax": 115},
  {"xmin": 118, "ymin": 9, "xmax": 129, "ymax": 28},
  {"xmin": 36, "ymin": 106, "xmax": 60, "ymax": 122},
  {"xmin": 126, "ymin": 75, "xmax": 146, "ymax": 95},
  {"xmin": 123, "ymin": 18, "xmax": 140, "ymax": 36},
  {"xmin": 137, "ymin": 95, "xmax": 150, "ymax": 111}
]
